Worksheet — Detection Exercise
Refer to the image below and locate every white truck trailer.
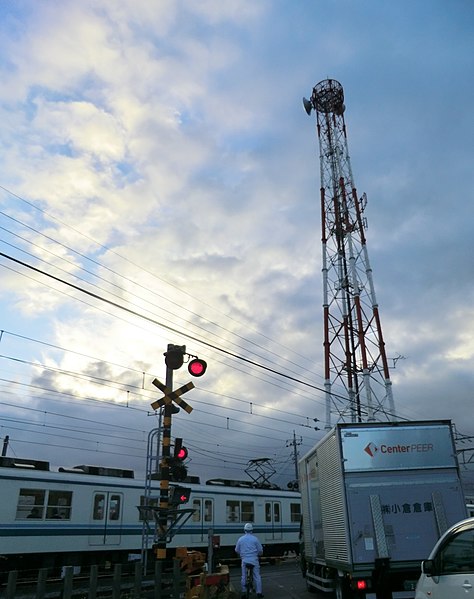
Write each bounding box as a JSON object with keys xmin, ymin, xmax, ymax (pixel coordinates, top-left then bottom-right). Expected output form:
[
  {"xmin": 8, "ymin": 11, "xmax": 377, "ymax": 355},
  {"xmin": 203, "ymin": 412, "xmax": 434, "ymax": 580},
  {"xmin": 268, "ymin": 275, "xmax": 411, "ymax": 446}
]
[{"xmin": 298, "ymin": 420, "xmax": 467, "ymax": 599}]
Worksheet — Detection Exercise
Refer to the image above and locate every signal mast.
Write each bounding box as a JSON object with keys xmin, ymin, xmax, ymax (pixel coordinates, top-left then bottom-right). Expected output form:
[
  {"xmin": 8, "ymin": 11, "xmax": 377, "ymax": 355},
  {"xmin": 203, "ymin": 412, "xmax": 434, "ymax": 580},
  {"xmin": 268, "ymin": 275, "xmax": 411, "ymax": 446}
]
[{"xmin": 303, "ymin": 79, "xmax": 395, "ymax": 428}]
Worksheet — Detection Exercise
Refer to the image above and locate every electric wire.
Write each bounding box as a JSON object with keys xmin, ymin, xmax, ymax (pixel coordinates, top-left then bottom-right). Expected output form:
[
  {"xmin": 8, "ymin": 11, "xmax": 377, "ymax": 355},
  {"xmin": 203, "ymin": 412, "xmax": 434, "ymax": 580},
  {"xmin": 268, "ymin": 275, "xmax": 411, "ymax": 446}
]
[
  {"xmin": 0, "ymin": 208, "xmax": 320, "ymax": 383},
  {"xmin": 0, "ymin": 350, "xmax": 324, "ymax": 428},
  {"xmin": 0, "ymin": 192, "xmax": 355, "ymax": 409},
  {"xmin": 0, "ymin": 249, "xmax": 350, "ymax": 401},
  {"xmin": 0, "ymin": 184, "xmax": 317, "ymax": 372},
  {"xmin": 1, "ymin": 255, "xmax": 334, "ymax": 409},
  {"xmin": 0, "ymin": 187, "xmax": 423, "ymax": 473}
]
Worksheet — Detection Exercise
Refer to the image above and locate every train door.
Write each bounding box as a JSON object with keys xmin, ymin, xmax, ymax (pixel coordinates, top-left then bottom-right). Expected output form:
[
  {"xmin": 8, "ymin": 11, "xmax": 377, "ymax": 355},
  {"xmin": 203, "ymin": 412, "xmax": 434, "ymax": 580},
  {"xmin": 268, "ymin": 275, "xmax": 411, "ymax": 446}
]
[
  {"xmin": 88, "ymin": 491, "xmax": 123, "ymax": 546},
  {"xmin": 264, "ymin": 501, "xmax": 282, "ymax": 541},
  {"xmin": 191, "ymin": 497, "xmax": 214, "ymax": 544}
]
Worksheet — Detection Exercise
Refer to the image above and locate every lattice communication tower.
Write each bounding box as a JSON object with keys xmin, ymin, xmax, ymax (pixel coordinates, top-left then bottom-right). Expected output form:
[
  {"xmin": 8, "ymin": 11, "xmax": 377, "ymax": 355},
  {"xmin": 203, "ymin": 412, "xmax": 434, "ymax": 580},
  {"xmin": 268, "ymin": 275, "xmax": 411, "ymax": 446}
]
[{"xmin": 303, "ymin": 79, "xmax": 396, "ymax": 427}]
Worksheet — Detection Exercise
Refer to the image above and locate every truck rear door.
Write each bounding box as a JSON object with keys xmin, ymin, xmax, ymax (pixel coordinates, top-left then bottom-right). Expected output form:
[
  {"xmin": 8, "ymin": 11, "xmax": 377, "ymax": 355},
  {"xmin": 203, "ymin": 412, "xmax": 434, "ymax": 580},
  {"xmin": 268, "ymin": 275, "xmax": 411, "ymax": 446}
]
[{"xmin": 346, "ymin": 471, "xmax": 466, "ymax": 564}]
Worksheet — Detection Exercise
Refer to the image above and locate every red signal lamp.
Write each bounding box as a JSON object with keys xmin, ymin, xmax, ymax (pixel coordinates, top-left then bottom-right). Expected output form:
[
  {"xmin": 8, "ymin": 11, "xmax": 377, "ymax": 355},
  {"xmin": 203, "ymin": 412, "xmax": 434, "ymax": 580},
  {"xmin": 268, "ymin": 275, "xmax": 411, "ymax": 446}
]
[
  {"xmin": 174, "ymin": 438, "xmax": 188, "ymax": 462},
  {"xmin": 176, "ymin": 446, "xmax": 188, "ymax": 461},
  {"xmin": 169, "ymin": 485, "xmax": 191, "ymax": 506},
  {"xmin": 356, "ymin": 580, "xmax": 367, "ymax": 591},
  {"xmin": 188, "ymin": 358, "xmax": 207, "ymax": 377}
]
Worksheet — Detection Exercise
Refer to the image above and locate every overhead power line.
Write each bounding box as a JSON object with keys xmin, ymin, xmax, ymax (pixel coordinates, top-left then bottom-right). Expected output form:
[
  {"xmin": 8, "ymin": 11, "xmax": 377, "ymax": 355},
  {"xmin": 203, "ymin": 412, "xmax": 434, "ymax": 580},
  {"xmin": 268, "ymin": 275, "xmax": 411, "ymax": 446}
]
[
  {"xmin": 0, "ymin": 250, "xmax": 336, "ymax": 397},
  {"xmin": 0, "ymin": 186, "xmax": 318, "ymax": 376}
]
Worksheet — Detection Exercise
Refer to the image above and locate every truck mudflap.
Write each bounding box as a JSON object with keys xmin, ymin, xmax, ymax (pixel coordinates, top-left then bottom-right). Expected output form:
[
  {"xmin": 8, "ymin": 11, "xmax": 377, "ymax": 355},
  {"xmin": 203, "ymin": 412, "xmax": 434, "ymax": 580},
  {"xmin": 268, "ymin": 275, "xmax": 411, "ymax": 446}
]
[
  {"xmin": 360, "ymin": 558, "xmax": 418, "ymax": 599},
  {"xmin": 371, "ymin": 557, "xmax": 391, "ymax": 598}
]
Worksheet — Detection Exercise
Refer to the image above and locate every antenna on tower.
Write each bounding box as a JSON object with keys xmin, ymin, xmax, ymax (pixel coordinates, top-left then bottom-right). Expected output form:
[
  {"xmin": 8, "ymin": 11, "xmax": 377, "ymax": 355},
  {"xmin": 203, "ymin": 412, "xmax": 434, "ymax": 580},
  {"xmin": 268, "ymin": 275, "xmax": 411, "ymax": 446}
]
[{"xmin": 304, "ymin": 79, "xmax": 396, "ymax": 428}]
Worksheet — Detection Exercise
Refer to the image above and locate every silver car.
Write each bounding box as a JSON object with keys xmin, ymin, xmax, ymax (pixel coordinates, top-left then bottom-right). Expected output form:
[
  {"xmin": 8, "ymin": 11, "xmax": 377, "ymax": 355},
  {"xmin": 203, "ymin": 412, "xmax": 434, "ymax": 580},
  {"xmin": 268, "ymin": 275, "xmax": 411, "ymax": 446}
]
[{"xmin": 415, "ymin": 517, "xmax": 474, "ymax": 598}]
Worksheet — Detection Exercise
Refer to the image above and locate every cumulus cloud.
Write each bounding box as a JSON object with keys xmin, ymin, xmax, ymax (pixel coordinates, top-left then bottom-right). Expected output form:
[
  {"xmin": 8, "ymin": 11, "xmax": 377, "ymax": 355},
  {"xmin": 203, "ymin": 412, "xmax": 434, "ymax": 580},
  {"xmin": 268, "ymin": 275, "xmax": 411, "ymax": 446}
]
[{"xmin": 0, "ymin": 0, "xmax": 473, "ymax": 485}]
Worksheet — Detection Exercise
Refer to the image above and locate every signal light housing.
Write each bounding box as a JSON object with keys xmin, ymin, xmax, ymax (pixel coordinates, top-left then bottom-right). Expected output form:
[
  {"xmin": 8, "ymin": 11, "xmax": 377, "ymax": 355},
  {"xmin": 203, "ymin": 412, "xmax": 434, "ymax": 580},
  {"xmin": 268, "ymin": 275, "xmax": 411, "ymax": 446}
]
[
  {"xmin": 174, "ymin": 438, "xmax": 188, "ymax": 461},
  {"xmin": 169, "ymin": 485, "xmax": 191, "ymax": 506},
  {"xmin": 168, "ymin": 459, "xmax": 187, "ymax": 482},
  {"xmin": 169, "ymin": 438, "xmax": 188, "ymax": 481},
  {"xmin": 188, "ymin": 358, "xmax": 207, "ymax": 377},
  {"xmin": 164, "ymin": 345, "xmax": 186, "ymax": 370}
]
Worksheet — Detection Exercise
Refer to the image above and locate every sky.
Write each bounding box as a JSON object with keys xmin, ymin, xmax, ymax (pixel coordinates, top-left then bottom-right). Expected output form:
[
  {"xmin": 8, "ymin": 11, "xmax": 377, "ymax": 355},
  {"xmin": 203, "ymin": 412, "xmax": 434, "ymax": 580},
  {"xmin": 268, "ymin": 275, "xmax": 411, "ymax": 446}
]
[{"xmin": 0, "ymin": 0, "xmax": 473, "ymax": 489}]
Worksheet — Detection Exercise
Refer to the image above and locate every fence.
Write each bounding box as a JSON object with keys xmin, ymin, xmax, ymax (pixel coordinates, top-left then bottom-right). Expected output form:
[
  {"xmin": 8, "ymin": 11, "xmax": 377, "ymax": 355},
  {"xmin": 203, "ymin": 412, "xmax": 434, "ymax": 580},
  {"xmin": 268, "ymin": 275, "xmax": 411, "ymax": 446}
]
[{"xmin": 2, "ymin": 560, "xmax": 187, "ymax": 599}]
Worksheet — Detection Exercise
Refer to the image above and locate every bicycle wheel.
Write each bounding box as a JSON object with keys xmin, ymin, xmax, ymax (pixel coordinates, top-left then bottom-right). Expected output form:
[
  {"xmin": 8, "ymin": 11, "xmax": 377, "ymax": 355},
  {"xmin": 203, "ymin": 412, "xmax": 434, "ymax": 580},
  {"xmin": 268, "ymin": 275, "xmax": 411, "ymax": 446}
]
[{"xmin": 245, "ymin": 564, "xmax": 254, "ymax": 599}]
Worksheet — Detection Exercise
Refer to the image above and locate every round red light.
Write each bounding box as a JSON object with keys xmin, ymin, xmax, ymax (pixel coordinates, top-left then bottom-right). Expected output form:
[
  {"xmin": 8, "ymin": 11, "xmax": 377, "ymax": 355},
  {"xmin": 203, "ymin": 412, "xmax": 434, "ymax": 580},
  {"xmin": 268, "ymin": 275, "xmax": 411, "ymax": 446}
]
[
  {"xmin": 176, "ymin": 447, "xmax": 188, "ymax": 460},
  {"xmin": 188, "ymin": 358, "xmax": 207, "ymax": 377}
]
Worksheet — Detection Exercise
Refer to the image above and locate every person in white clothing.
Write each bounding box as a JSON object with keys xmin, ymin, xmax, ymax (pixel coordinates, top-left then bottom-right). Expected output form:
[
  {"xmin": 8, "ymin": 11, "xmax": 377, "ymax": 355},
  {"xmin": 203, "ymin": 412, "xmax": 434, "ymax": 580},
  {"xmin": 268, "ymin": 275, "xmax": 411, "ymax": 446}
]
[{"xmin": 235, "ymin": 523, "xmax": 264, "ymax": 598}]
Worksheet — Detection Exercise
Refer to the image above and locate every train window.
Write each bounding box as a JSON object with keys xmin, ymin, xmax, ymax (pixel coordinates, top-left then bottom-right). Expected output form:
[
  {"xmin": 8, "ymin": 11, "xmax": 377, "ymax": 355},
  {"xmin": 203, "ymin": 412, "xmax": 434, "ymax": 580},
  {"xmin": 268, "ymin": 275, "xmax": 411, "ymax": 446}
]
[
  {"xmin": 204, "ymin": 499, "xmax": 213, "ymax": 523},
  {"xmin": 265, "ymin": 501, "xmax": 281, "ymax": 523},
  {"xmin": 192, "ymin": 499, "xmax": 201, "ymax": 522},
  {"xmin": 226, "ymin": 500, "xmax": 254, "ymax": 523},
  {"xmin": 16, "ymin": 489, "xmax": 45, "ymax": 519},
  {"xmin": 139, "ymin": 496, "xmax": 159, "ymax": 521},
  {"xmin": 241, "ymin": 501, "xmax": 254, "ymax": 522},
  {"xmin": 274, "ymin": 502, "xmax": 280, "ymax": 523},
  {"xmin": 46, "ymin": 490, "xmax": 72, "ymax": 520},
  {"xmin": 109, "ymin": 495, "xmax": 121, "ymax": 520},
  {"xmin": 265, "ymin": 503, "xmax": 271, "ymax": 522},
  {"xmin": 93, "ymin": 494, "xmax": 106, "ymax": 520},
  {"xmin": 227, "ymin": 501, "xmax": 240, "ymax": 522},
  {"xmin": 290, "ymin": 503, "xmax": 301, "ymax": 523}
]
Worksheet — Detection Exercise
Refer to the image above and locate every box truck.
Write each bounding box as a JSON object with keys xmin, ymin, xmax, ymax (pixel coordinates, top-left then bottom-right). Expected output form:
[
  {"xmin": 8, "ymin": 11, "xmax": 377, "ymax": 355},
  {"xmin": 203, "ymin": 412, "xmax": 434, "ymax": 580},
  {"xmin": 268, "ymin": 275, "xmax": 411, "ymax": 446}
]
[{"xmin": 298, "ymin": 420, "xmax": 467, "ymax": 598}]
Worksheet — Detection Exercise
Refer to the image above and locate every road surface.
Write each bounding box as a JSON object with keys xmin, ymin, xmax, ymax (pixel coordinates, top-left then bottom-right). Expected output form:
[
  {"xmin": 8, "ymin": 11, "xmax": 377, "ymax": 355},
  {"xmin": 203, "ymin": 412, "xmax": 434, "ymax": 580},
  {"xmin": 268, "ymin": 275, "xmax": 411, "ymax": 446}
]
[{"xmin": 229, "ymin": 557, "xmax": 326, "ymax": 598}]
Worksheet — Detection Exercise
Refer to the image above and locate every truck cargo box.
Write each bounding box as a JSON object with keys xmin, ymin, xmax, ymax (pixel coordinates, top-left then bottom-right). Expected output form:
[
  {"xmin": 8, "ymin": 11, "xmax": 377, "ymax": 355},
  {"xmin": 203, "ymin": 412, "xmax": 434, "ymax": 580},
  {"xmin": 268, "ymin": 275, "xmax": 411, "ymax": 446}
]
[{"xmin": 299, "ymin": 420, "xmax": 467, "ymax": 597}]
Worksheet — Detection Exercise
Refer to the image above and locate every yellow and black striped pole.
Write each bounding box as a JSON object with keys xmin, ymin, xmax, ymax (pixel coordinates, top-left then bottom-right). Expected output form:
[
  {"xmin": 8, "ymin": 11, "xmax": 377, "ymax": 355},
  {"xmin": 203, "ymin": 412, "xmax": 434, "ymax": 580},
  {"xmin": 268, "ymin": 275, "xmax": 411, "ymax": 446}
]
[
  {"xmin": 155, "ymin": 399, "xmax": 171, "ymax": 560},
  {"xmin": 151, "ymin": 345, "xmax": 195, "ymax": 562},
  {"xmin": 154, "ymin": 362, "xmax": 174, "ymax": 562}
]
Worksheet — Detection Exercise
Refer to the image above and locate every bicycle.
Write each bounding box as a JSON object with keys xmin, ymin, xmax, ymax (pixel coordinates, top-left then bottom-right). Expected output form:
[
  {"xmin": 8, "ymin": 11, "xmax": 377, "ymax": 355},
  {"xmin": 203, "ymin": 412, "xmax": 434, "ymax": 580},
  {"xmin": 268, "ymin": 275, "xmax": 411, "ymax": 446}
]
[{"xmin": 244, "ymin": 563, "xmax": 255, "ymax": 598}]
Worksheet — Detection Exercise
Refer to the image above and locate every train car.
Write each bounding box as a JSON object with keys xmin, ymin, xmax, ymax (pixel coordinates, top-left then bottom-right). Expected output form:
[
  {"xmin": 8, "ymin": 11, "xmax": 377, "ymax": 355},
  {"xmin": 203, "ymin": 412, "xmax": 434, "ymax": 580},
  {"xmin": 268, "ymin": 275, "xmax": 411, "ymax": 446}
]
[{"xmin": 0, "ymin": 456, "xmax": 301, "ymax": 573}]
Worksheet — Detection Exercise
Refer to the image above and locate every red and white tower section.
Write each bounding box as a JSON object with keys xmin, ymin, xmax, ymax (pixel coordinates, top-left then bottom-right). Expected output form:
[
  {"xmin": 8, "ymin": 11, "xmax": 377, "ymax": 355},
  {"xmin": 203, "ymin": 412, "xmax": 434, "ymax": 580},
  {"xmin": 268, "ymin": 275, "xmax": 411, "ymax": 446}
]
[{"xmin": 303, "ymin": 79, "xmax": 395, "ymax": 427}]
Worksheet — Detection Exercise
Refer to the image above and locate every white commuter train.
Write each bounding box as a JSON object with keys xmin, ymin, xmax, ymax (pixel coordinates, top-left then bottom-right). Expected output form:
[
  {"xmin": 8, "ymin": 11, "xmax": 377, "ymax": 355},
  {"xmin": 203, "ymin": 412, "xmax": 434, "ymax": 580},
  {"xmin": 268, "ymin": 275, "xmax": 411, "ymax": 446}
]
[{"xmin": 0, "ymin": 456, "xmax": 301, "ymax": 573}]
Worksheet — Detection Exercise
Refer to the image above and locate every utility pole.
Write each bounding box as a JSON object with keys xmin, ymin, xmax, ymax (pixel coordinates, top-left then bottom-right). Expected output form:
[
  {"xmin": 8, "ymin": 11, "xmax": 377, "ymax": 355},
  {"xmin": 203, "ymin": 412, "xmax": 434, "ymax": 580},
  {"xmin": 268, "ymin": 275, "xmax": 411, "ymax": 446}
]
[
  {"xmin": 286, "ymin": 431, "xmax": 302, "ymax": 482},
  {"xmin": 1, "ymin": 435, "xmax": 9, "ymax": 457}
]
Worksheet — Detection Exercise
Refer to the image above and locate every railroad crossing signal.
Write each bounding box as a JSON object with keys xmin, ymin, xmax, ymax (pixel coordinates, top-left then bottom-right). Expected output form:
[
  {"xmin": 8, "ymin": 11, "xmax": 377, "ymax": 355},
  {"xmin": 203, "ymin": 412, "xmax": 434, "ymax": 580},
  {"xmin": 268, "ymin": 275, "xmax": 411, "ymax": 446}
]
[
  {"xmin": 163, "ymin": 344, "xmax": 207, "ymax": 377},
  {"xmin": 151, "ymin": 378, "xmax": 194, "ymax": 413}
]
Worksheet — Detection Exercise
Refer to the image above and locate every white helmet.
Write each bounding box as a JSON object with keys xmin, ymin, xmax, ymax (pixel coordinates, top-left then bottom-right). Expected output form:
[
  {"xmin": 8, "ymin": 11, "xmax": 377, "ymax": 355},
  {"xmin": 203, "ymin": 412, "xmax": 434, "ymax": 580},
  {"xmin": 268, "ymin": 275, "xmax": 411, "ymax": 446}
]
[{"xmin": 244, "ymin": 523, "xmax": 253, "ymax": 533}]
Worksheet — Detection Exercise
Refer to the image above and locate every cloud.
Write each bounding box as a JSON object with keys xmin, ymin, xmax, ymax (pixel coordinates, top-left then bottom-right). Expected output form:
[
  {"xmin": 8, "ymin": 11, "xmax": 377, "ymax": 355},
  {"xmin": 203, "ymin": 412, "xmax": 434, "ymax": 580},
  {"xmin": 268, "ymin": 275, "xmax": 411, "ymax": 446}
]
[{"xmin": 0, "ymin": 1, "xmax": 473, "ymax": 487}]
